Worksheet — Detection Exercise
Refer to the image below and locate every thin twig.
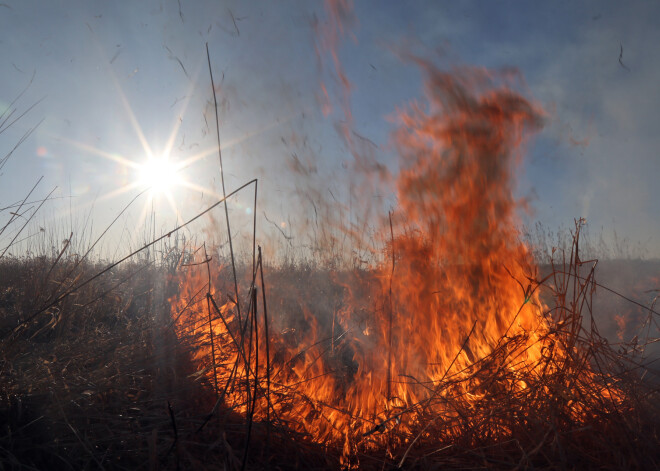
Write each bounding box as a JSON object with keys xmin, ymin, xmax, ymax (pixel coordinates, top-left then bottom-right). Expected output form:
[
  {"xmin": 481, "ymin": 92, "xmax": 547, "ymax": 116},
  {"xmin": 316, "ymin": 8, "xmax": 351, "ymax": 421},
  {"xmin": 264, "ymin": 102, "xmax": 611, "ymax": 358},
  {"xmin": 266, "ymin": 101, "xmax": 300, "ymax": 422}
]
[
  {"xmin": 204, "ymin": 243, "xmax": 220, "ymax": 397},
  {"xmin": 206, "ymin": 42, "xmax": 242, "ymax": 328}
]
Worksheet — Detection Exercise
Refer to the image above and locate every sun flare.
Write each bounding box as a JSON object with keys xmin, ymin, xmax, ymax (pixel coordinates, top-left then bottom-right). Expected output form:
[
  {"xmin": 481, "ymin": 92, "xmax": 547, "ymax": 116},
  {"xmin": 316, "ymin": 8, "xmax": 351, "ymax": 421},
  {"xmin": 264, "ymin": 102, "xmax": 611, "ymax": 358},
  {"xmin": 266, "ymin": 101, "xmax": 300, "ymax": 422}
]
[{"xmin": 137, "ymin": 155, "xmax": 182, "ymax": 196}]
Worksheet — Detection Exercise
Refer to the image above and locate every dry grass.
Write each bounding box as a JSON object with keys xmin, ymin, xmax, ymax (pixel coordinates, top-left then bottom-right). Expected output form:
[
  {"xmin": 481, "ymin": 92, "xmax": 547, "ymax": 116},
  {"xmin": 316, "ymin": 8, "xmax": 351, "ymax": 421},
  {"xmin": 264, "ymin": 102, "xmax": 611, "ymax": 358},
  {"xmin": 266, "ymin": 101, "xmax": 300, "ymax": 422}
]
[
  {"xmin": 0, "ymin": 253, "xmax": 339, "ymax": 470},
  {"xmin": 0, "ymin": 217, "xmax": 659, "ymax": 471},
  {"xmin": 2, "ymin": 77, "xmax": 659, "ymax": 470}
]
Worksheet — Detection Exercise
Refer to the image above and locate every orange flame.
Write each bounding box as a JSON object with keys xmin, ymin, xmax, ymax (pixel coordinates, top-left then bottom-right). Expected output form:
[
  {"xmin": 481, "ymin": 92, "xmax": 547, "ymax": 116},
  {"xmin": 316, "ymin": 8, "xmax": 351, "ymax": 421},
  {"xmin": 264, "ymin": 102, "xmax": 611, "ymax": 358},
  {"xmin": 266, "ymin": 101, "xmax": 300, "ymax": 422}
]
[{"xmin": 170, "ymin": 64, "xmax": 625, "ymax": 466}]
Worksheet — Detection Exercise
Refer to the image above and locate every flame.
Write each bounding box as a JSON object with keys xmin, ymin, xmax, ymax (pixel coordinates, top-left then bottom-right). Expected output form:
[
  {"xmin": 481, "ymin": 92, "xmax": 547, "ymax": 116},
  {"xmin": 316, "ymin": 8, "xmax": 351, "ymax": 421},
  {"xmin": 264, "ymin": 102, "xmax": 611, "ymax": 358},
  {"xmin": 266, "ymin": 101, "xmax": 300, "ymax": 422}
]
[{"xmin": 169, "ymin": 63, "xmax": 624, "ymax": 464}]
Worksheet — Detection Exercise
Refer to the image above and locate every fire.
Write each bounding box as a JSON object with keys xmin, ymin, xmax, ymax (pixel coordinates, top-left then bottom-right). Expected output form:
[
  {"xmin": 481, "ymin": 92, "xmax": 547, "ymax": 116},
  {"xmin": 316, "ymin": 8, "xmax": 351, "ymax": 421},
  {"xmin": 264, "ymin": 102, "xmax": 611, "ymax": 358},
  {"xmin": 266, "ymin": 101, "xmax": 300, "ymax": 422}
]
[
  {"xmin": 169, "ymin": 64, "xmax": 625, "ymax": 464},
  {"xmin": 379, "ymin": 63, "xmax": 547, "ymax": 381}
]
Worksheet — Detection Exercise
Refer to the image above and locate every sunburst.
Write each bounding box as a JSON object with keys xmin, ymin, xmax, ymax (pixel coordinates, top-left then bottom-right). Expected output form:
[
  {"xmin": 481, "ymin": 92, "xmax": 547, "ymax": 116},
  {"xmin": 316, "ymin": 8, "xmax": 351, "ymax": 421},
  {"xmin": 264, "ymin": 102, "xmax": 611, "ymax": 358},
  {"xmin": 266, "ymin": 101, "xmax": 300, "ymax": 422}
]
[{"xmin": 54, "ymin": 42, "xmax": 292, "ymax": 234}]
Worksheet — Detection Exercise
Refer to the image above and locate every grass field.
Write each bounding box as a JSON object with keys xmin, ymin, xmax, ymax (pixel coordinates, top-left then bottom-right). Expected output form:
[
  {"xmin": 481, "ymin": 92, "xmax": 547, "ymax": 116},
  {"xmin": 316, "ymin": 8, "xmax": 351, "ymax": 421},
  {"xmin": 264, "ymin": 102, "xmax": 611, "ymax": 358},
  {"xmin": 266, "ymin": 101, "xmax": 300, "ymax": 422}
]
[
  {"xmin": 1, "ymin": 237, "xmax": 659, "ymax": 469},
  {"xmin": 2, "ymin": 44, "xmax": 659, "ymax": 469}
]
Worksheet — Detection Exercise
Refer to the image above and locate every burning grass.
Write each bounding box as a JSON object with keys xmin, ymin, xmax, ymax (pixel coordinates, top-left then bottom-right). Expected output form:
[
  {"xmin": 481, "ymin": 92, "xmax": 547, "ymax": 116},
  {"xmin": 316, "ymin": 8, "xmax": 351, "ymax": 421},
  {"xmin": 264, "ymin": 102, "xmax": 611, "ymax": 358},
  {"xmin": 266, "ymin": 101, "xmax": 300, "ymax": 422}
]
[
  {"xmin": 167, "ymin": 224, "xmax": 660, "ymax": 470},
  {"xmin": 1, "ymin": 232, "xmax": 659, "ymax": 470},
  {"xmin": 2, "ymin": 20, "xmax": 659, "ymax": 470},
  {"xmin": 163, "ymin": 62, "xmax": 660, "ymax": 469}
]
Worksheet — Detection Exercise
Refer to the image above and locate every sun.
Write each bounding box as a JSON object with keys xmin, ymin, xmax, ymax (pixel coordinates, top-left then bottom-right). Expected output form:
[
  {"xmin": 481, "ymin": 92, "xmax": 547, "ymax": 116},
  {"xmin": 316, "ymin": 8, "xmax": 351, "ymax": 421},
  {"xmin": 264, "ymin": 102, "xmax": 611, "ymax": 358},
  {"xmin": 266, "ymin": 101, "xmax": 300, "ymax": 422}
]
[
  {"xmin": 59, "ymin": 49, "xmax": 289, "ymax": 230},
  {"xmin": 137, "ymin": 154, "xmax": 182, "ymax": 196}
]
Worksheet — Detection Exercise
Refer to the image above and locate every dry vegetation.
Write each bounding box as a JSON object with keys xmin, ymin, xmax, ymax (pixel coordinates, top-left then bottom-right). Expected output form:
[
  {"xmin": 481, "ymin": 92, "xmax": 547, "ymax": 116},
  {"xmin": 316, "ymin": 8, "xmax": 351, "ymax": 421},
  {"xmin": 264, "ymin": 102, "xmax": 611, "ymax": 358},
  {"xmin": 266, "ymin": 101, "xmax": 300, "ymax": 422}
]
[
  {"xmin": 2, "ymin": 48, "xmax": 660, "ymax": 471},
  {"xmin": 0, "ymin": 250, "xmax": 332, "ymax": 470},
  {"xmin": 1, "ymin": 229, "xmax": 659, "ymax": 470}
]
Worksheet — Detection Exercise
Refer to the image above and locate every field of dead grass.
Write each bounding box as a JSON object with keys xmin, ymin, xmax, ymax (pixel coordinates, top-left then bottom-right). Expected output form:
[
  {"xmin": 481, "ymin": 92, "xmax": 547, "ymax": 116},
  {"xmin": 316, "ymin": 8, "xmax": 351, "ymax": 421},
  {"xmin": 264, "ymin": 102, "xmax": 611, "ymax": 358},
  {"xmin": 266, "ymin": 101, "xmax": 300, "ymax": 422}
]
[{"xmin": 1, "ymin": 246, "xmax": 659, "ymax": 470}]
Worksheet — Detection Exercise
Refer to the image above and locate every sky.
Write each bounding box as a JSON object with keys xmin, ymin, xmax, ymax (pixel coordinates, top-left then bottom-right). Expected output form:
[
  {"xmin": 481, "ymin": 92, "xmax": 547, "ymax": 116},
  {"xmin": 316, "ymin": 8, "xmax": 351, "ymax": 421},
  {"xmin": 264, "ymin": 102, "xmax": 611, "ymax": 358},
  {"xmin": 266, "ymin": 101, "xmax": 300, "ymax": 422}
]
[{"xmin": 0, "ymin": 0, "xmax": 658, "ymax": 260}]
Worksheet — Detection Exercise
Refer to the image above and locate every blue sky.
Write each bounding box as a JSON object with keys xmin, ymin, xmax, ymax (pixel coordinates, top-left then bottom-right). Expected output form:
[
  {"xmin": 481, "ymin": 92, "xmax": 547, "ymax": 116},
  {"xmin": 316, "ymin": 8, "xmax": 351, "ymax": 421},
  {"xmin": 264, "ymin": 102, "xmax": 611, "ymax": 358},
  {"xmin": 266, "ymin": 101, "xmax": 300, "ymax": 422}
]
[{"xmin": 1, "ymin": 1, "xmax": 658, "ymax": 259}]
